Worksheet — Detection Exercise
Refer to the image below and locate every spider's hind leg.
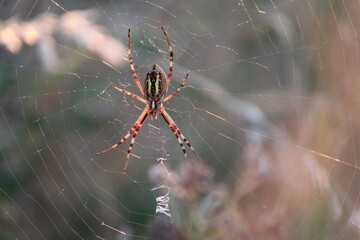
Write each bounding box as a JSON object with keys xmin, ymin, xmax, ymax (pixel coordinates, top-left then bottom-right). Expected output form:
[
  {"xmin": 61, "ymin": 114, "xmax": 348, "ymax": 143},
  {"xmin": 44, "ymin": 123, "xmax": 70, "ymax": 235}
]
[
  {"xmin": 128, "ymin": 28, "xmax": 144, "ymax": 95},
  {"xmin": 161, "ymin": 27, "xmax": 173, "ymax": 87}
]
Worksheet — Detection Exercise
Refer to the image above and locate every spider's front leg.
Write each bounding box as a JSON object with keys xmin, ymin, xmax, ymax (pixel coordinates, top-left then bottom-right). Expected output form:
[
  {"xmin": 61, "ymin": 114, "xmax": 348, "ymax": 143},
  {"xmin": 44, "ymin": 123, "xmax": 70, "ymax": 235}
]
[
  {"xmin": 96, "ymin": 106, "xmax": 149, "ymax": 169},
  {"xmin": 161, "ymin": 108, "xmax": 200, "ymax": 160}
]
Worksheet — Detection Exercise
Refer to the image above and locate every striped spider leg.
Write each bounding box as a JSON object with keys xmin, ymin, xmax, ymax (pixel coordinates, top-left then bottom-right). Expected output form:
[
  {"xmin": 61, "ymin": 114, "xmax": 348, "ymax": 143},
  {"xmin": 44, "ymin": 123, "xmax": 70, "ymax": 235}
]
[
  {"xmin": 159, "ymin": 106, "xmax": 200, "ymax": 160},
  {"xmin": 161, "ymin": 26, "xmax": 173, "ymax": 87},
  {"xmin": 96, "ymin": 27, "xmax": 199, "ymax": 169},
  {"xmin": 96, "ymin": 103, "xmax": 149, "ymax": 170},
  {"xmin": 127, "ymin": 28, "xmax": 144, "ymax": 95}
]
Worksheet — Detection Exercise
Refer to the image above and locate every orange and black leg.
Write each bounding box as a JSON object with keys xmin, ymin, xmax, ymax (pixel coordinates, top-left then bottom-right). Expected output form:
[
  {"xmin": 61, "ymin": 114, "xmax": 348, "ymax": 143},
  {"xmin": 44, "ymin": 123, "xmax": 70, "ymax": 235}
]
[{"xmin": 96, "ymin": 106, "xmax": 149, "ymax": 169}]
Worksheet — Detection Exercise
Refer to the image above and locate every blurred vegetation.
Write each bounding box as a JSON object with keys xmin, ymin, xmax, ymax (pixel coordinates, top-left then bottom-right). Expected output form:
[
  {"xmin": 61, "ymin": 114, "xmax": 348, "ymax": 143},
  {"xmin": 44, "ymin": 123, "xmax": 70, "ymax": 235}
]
[{"xmin": 1, "ymin": 0, "xmax": 360, "ymax": 239}]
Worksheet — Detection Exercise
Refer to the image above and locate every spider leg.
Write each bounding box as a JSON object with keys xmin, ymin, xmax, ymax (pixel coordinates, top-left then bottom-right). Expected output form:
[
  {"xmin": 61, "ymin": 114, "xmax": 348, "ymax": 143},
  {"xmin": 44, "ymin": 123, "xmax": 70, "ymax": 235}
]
[
  {"xmin": 161, "ymin": 27, "xmax": 173, "ymax": 87},
  {"xmin": 161, "ymin": 108, "xmax": 200, "ymax": 160},
  {"xmin": 96, "ymin": 106, "xmax": 149, "ymax": 169},
  {"xmin": 177, "ymin": 126, "xmax": 201, "ymax": 160},
  {"xmin": 128, "ymin": 29, "xmax": 144, "ymax": 95},
  {"xmin": 125, "ymin": 132, "xmax": 138, "ymax": 170},
  {"xmin": 109, "ymin": 83, "xmax": 147, "ymax": 104},
  {"xmin": 162, "ymin": 74, "xmax": 188, "ymax": 103}
]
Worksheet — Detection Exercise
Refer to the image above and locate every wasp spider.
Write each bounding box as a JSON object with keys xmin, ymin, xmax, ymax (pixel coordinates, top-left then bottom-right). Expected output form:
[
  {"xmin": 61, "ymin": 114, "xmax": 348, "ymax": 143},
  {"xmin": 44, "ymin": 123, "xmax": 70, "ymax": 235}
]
[{"xmin": 96, "ymin": 27, "xmax": 200, "ymax": 169}]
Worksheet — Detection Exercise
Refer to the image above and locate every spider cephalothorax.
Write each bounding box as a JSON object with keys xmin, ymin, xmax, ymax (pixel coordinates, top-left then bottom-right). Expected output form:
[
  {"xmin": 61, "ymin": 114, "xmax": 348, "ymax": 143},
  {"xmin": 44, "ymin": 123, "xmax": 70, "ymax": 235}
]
[{"xmin": 96, "ymin": 27, "xmax": 200, "ymax": 169}]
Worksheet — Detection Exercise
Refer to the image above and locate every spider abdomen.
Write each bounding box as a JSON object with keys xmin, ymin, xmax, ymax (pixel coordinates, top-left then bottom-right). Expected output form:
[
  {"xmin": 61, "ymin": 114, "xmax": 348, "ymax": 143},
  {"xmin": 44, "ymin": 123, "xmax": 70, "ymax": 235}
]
[{"xmin": 144, "ymin": 64, "xmax": 167, "ymax": 102}]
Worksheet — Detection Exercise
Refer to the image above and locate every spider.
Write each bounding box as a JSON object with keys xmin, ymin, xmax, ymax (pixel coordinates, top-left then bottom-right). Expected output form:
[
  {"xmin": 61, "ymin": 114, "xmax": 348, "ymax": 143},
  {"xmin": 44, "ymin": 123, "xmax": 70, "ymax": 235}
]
[{"xmin": 96, "ymin": 27, "xmax": 200, "ymax": 169}]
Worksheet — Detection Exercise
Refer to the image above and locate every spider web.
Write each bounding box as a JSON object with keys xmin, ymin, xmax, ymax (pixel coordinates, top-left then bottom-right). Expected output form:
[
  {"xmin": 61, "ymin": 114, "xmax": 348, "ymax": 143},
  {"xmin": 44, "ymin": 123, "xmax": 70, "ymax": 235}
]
[{"xmin": 1, "ymin": 0, "xmax": 360, "ymax": 239}]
